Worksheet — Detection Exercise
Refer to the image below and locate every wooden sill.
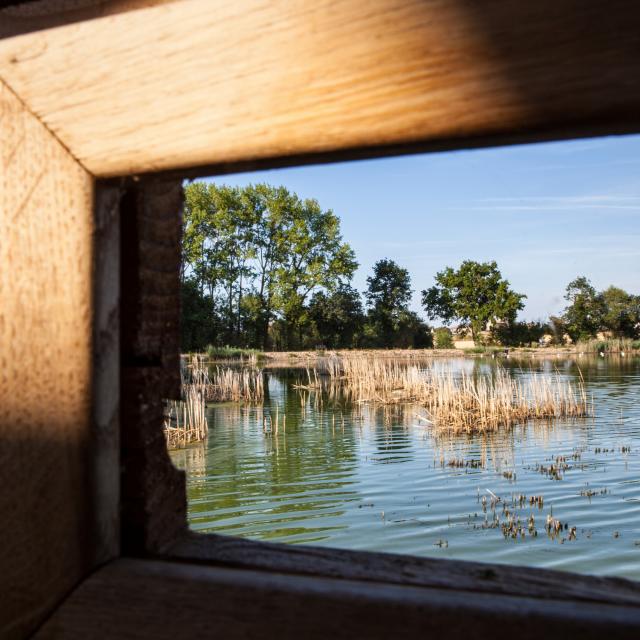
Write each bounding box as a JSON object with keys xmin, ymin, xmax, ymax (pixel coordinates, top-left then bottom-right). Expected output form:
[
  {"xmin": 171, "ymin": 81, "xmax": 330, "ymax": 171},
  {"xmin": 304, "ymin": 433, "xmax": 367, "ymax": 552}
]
[
  {"xmin": 167, "ymin": 530, "xmax": 640, "ymax": 607},
  {"xmin": 35, "ymin": 552, "xmax": 640, "ymax": 639}
]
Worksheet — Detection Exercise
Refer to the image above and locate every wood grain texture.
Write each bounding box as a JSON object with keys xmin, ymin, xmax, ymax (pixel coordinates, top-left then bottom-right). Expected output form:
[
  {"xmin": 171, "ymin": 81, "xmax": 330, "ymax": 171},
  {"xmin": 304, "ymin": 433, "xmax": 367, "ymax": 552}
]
[
  {"xmin": 170, "ymin": 531, "xmax": 640, "ymax": 607},
  {"xmin": 118, "ymin": 177, "xmax": 186, "ymax": 554},
  {"xmin": 1, "ymin": 0, "xmax": 640, "ymax": 178},
  {"xmin": 91, "ymin": 182, "xmax": 121, "ymax": 564},
  {"xmin": 34, "ymin": 558, "xmax": 640, "ymax": 639},
  {"xmin": 0, "ymin": 0, "xmax": 179, "ymax": 39},
  {"xmin": 0, "ymin": 80, "xmax": 97, "ymax": 639}
]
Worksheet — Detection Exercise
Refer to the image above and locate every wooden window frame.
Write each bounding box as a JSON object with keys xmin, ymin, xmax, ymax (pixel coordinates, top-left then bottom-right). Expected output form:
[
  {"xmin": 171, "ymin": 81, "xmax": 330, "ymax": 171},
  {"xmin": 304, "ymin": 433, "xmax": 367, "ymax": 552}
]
[{"xmin": 3, "ymin": 1, "xmax": 640, "ymax": 637}]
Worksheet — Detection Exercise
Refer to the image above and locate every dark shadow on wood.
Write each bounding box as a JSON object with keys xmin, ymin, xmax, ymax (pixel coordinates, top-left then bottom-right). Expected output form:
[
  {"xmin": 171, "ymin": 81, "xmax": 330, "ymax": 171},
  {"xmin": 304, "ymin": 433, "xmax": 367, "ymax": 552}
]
[
  {"xmin": 34, "ymin": 558, "xmax": 640, "ymax": 639},
  {"xmin": 117, "ymin": 176, "xmax": 187, "ymax": 555}
]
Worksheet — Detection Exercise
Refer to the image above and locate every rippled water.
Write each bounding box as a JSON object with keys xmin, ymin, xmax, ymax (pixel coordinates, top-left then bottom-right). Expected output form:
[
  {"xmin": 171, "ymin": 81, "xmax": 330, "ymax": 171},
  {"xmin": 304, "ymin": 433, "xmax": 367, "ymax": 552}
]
[{"xmin": 170, "ymin": 356, "xmax": 640, "ymax": 579}]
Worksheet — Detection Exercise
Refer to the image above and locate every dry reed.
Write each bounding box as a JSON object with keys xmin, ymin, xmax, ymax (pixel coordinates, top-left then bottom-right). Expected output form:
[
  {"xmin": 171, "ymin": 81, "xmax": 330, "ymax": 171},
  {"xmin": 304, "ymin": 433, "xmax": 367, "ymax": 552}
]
[
  {"xmin": 164, "ymin": 355, "xmax": 265, "ymax": 449},
  {"xmin": 186, "ymin": 354, "xmax": 264, "ymax": 403},
  {"xmin": 164, "ymin": 384, "xmax": 208, "ymax": 449},
  {"xmin": 207, "ymin": 367, "xmax": 264, "ymax": 402},
  {"xmin": 323, "ymin": 355, "xmax": 590, "ymax": 434},
  {"xmin": 164, "ymin": 355, "xmax": 209, "ymax": 449}
]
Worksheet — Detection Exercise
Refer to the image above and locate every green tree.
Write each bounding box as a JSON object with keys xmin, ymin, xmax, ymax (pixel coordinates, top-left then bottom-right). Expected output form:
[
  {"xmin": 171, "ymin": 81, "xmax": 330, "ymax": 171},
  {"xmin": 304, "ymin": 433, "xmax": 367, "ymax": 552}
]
[
  {"xmin": 308, "ymin": 286, "xmax": 365, "ymax": 349},
  {"xmin": 422, "ymin": 260, "xmax": 525, "ymax": 342},
  {"xmin": 181, "ymin": 182, "xmax": 357, "ymax": 351},
  {"xmin": 562, "ymin": 276, "xmax": 605, "ymax": 342},
  {"xmin": 548, "ymin": 316, "xmax": 567, "ymax": 345},
  {"xmin": 490, "ymin": 320, "xmax": 548, "ymax": 347},
  {"xmin": 245, "ymin": 184, "xmax": 292, "ymax": 349},
  {"xmin": 365, "ymin": 259, "xmax": 412, "ymax": 346},
  {"xmin": 600, "ymin": 286, "xmax": 640, "ymax": 338},
  {"xmin": 394, "ymin": 310, "xmax": 433, "ymax": 349},
  {"xmin": 363, "ymin": 259, "xmax": 430, "ymax": 348},
  {"xmin": 180, "ymin": 277, "xmax": 218, "ymax": 352},
  {"xmin": 433, "ymin": 327, "xmax": 454, "ymax": 349},
  {"xmin": 276, "ymin": 196, "xmax": 357, "ymax": 348}
]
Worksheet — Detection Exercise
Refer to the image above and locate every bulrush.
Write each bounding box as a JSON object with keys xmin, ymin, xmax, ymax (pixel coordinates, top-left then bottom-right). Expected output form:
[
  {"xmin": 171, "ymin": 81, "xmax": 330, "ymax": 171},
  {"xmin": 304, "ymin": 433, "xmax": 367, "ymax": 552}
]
[
  {"xmin": 164, "ymin": 384, "xmax": 208, "ymax": 449},
  {"xmin": 207, "ymin": 366, "xmax": 265, "ymax": 402},
  {"xmin": 164, "ymin": 355, "xmax": 210, "ymax": 449},
  {"xmin": 322, "ymin": 355, "xmax": 590, "ymax": 434}
]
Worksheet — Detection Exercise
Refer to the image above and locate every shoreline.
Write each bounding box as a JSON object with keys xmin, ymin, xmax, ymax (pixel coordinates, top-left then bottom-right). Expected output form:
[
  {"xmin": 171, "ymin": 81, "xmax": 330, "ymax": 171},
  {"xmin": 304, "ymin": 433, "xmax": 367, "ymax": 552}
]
[{"xmin": 193, "ymin": 346, "xmax": 640, "ymax": 367}]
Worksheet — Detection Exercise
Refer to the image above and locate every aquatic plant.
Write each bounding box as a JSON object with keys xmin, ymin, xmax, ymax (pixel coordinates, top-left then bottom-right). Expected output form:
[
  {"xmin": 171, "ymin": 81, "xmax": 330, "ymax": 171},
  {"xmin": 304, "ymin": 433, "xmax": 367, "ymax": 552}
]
[
  {"xmin": 184, "ymin": 354, "xmax": 265, "ymax": 403},
  {"xmin": 164, "ymin": 355, "xmax": 210, "ymax": 449},
  {"xmin": 323, "ymin": 355, "xmax": 590, "ymax": 433},
  {"xmin": 575, "ymin": 337, "xmax": 639, "ymax": 354},
  {"xmin": 163, "ymin": 384, "xmax": 208, "ymax": 449},
  {"xmin": 207, "ymin": 367, "xmax": 265, "ymax": 402}
]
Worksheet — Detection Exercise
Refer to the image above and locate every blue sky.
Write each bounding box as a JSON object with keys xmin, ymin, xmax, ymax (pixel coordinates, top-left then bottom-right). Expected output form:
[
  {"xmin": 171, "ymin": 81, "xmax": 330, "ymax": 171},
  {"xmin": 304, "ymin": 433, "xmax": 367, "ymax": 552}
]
[{"xmin": 205, "ymin": 134, "xmax": 640, "ymax": 322}]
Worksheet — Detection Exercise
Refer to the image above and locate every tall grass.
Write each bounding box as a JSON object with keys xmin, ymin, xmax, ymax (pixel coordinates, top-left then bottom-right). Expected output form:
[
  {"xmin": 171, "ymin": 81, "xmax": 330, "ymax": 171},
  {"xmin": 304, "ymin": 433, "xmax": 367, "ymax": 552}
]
[
  {"xmin": 575, "ymin": 337, "xmax": 639, "ymax": 354},
  {"xmin": 164, "ymin": 384, "xmax": 208, "ymax": 449},
  {"xmin": 164, "ymin": 355, "xmax": 265, "ymax": 448},
  {"xmin": 207, "ymin": 367, "xmax": 265, "ymax": 402},
  {"xmin": 186, "ymin": 354, "xmax": 264, "ymax": 402},
  {"xmin": 205, "ymin": 345, "xmax": 263, "ymax": 363},
  {"xmin": 423, "ymin": 367, "xmax": 589, "ymax": 433},
  {"xmin": 323, "ymin": 355, "xmax": 590, "ymax": 433},
  {"xmin": 164, "ymin": 355, "xmax": 209, "ymax": 449}
]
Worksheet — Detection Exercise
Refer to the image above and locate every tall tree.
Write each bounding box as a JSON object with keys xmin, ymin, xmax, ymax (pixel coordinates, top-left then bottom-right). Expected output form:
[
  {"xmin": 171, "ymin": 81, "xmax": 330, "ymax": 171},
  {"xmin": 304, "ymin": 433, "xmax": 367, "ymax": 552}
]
[
  {"xmin": 422, "ymin": 260, "xmax": 525, "ymax": 342},
  {"xmin": 365, "ymin": 259, "xmax": 424, "ymax": 347},
  {"xmin": 599, "ymin": 286, "xmax": 640, "ymax": 338},
  {"xmin": 277, "ymin": 196, "xmax": 357, "ymax": 348},
  {"xmin": 181, "ymin": 182, "xmax": 356, "ymax": 351},
  {"xmin": 562, "ymin": 276, "xmax": 605, "ymax": 342},
  {"xmin": 308, "ymin": 285, "xmax": 365, "ymax": 349}
]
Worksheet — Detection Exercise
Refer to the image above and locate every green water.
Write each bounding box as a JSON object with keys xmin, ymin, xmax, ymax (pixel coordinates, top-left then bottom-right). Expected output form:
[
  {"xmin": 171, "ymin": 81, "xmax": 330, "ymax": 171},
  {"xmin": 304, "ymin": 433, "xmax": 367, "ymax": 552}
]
[{"xmin": 170, "ymin": 356, "xmax": 640, "ymax": 579}]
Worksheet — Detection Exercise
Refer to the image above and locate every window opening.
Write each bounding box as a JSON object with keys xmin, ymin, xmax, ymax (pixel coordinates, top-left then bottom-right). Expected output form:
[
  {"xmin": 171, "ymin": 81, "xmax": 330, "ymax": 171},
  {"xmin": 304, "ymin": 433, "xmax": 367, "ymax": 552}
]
[{"xmin": 165, "ymin": 135, "xmax": 640, "ymax": 580}]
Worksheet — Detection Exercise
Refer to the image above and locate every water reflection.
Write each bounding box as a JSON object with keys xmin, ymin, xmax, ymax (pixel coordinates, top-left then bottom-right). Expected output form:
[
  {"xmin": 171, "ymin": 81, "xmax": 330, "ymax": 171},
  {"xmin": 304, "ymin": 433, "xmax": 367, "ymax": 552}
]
[{"xmin": 171, "ymin": 355, "xmax": 640, "ymax": 579}]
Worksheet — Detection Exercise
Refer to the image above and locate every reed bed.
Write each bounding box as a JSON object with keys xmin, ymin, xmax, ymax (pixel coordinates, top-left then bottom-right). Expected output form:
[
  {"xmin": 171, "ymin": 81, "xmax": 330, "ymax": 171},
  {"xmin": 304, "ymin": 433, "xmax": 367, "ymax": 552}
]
[
  {"xmin": 207, "ymin": 366, "xmax": 265, "ymax": 402},
  {"xmin": 424, "ymin": 367, "xmax": 589, "ymax": 433},
  {"xmin": 163, "ymin": 384, "xmax": 208, "ymax": 449},
  {"xmin": 323, "ymin": 355, "xmax": 590, "ymax": 433},
  {"xmin": 185, "ymin": 354, "xmax": 264, "ymax": 402}
]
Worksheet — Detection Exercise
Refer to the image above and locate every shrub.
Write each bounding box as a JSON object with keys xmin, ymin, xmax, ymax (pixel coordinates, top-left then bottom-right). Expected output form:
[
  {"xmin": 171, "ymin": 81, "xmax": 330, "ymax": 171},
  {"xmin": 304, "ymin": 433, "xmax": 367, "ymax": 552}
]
[
  {"xmin": 434, "ymin": 327, "xmax": 454, "ymax": 349},
  {"xmin": 205, "ymin": 345, "xmax": 263, "ymax": 360}
]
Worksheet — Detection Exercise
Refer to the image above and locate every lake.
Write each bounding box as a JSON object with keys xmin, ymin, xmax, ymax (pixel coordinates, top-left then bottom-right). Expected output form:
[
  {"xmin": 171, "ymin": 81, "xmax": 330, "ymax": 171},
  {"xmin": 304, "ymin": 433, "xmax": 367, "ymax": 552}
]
[{"xmin": 170, "ymin": 355, "xmax": 640, "ymax": 579}]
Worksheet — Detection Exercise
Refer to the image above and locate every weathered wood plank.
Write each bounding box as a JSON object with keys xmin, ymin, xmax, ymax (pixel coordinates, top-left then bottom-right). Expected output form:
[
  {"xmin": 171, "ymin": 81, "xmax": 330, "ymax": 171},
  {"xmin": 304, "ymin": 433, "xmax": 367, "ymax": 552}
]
[
  {"xmin": 91, "ymin": 183, "xmax": 121, "ymax": 565},
  {"xmin": 2, "ymin": 0, "xmax": 640, "ymax": 178},
  {"xmin": 170, "ymin": 531, "xmax": 640, "ymax": 607},
  {"xmin": 118, "ymin": 177, "xmax": 186, "ymax": 554},
  {"xmin": 34, "ymin": 558, "xmax": 640, "ymax": 639},
  {"xmin": 0, "ymin": 79, "xmax": 102, "ymax": 639}
]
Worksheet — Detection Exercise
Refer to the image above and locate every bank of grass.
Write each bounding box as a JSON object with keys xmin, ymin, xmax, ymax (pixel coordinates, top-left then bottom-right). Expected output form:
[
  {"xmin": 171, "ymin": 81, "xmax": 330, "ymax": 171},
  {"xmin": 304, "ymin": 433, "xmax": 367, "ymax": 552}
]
[
  {"xmin": 462, "ymin": 346, "xmax": 503, "ymax": 355},
  {"xmin": 189, "ymin": 341, "xmax": 639, "ymax": 367},
  {"xmin": 205, "ymin": 345, "xmax": 264, "ymax": 361},
  {"xmin": 575, "ymin": 337, "xmax": 640, "ymax": 354}
]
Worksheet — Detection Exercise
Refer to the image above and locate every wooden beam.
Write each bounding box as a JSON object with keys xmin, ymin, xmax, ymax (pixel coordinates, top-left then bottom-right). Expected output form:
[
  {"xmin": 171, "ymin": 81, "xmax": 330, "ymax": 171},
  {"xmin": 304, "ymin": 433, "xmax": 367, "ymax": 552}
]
[
  {"xmin": 117, "ymin": 176, "xmax": 186, "ymax": 554},
  {"xmin": 0, "ymin": 80, "xmax": 118, "ymax": 639},
  {"xmin": 169, "ymin": 531, "xmax": 640, "ymax": 608},
  {"xmin": 0, "ymin": 1, "xmax": 178, "ymax": 39},
  {"xmin": 34, "ymin": 558, "xmax": 640, "ymax": 639},
  {"xmin": 1, "ymin": 0, "xmax": 640, "ymax": 178}
]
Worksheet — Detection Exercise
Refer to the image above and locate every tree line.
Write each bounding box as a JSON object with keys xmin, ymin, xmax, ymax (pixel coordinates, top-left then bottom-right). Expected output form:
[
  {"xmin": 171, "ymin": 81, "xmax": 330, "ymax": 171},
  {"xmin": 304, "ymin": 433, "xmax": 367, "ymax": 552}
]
[{"xmin": 181, "ymin": 182, "xmax": 640, "ymax": 352}]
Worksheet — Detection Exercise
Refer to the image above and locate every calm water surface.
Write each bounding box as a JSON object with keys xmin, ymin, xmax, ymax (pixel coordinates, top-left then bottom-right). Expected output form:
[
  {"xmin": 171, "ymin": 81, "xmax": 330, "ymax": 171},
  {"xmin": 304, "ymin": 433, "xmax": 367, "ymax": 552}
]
[{"xmin": 170, "ymin": 356, "xmax": 640, "ymax": 579}]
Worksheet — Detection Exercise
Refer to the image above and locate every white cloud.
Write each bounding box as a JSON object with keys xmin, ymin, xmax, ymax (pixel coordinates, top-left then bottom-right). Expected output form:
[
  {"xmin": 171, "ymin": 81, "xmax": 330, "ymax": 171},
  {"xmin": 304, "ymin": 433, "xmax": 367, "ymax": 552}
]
[{"xmin": 459, "ymin": 195, "xmax": 640, "ymax": 212}]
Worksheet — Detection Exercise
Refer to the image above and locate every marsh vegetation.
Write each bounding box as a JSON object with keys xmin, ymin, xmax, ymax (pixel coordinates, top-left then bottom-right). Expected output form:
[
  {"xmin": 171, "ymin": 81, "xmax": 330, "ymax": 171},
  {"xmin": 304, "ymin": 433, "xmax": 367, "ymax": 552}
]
[{"xmin": 170, "ymin": 354, "xmax": 640, "ymax": 579}]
